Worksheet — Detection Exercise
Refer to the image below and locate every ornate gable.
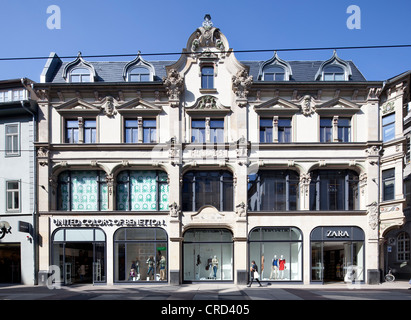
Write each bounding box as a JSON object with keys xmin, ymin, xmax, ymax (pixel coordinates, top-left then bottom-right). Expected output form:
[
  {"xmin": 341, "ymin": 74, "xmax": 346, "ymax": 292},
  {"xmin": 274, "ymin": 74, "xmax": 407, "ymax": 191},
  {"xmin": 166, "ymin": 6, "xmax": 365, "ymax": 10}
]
[
  {"xmin": 316, "ymin": 97, "xmax": 360, "ymax": 115},
  {"xmin": 116, "ymin": 98, "xmax": 163, "ymax": 115},
  {"xmin": 254, "ymin": 97, "xmax": 299, "ymax": 115},
  {"xmin": 186, "ymin": 95, "xmax": 230, "ymax": 115},
  {"xmin": 55, "ymin": 98, "xmax": 100, "ymax": 114}
]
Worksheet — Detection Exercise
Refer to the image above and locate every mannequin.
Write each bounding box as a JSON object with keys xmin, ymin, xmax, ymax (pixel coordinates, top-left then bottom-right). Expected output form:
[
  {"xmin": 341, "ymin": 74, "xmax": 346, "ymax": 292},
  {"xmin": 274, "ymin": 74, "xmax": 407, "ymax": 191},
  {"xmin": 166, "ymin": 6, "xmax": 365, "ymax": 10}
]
[
  {"xmin": 279, "ymin": 255, "xmax": 286, "ymax": 280},
  {"xmin": 212, "ymin": 256, "xmax": 219, "ymax": 279},
  {"xmin": 159, "ymin": 256, "xmax": 166, "ymax": 281},
  {"xmin": 270, "ymin": 255, "xmax": 278, "ymax": 279},
  {"xmin": 146, "ymin": 256, "xmax": 155, "ymax": 280}
]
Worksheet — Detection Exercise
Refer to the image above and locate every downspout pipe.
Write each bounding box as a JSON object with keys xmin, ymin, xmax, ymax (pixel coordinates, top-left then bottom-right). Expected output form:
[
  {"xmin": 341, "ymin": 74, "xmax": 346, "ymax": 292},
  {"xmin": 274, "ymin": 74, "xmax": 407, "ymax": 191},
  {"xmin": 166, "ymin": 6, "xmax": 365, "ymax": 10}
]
[{"xmin": 20, "ymin": 78, "xmax": 38, "ymax": 285}]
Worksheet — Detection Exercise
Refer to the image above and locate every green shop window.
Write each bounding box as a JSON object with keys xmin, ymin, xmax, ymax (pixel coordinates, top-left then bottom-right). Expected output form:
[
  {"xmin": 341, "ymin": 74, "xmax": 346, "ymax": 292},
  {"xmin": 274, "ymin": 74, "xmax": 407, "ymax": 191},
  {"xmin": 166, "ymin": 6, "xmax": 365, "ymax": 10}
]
[
  {"xmin": 116, "ymin": 170, "xmax": 169, "ymax": 211},
  {"xmin": 58, "ymin": 171, "xmax": 108, "ymax": 211}
]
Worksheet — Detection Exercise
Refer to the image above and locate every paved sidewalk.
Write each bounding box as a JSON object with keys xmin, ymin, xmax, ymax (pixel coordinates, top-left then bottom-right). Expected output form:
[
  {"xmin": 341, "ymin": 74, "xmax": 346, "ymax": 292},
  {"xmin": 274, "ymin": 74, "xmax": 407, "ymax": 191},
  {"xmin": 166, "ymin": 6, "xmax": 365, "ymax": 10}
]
[{"xmin": 0, "ymin": 280, "xmax": 409, "ymax": 300}]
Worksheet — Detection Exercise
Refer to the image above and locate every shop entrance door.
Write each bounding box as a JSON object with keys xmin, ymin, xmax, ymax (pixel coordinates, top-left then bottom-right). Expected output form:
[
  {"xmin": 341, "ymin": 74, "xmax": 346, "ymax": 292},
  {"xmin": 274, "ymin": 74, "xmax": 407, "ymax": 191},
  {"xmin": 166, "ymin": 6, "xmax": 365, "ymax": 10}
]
[
  {"xmin": 0, "ymin": 244, "xmax": 21, "ymax": 283},
  {"xmin": 323, "ymin": 242, "xmax": 346, "ymax": 283},
  {"xmin": 64, "ymin": 242, "xmax": 93, "ymax": 284}
]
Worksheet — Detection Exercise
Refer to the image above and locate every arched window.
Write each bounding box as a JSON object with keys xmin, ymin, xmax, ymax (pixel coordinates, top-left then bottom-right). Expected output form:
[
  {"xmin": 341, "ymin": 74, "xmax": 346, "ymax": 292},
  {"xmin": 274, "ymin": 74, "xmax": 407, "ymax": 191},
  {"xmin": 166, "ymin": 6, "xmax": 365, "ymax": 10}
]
[
  {"xmin": 116, "ymin": 170, "xmax": 168, "ymax": 211},
  {"xmin": 182, "ymin": 171, "xmax": 233, "ymax": 211},
  {"xmin": 70, "ymin": 68, "xmax": 91, "ymax": 83},
  {"xmin": 323, "ymin": 66, "xmax": 345, "ymax": 81},
  {"xmin": 248, "ymin": 170, "xmax": 299, "ymax": 211},
  {"xmin": 263, "ymin": 66, "xmax": 285, "ymax": 81},
  {"xmin": 309, "ymin": 170, "xmax": 359, "ymax": 211},
  {"xmin": 397, "ymin": 232, "xmax": 410, "ymax": 261},
  {"xmin": 128, "ymin": 67, "xmax": 150, "ymax": 82},
  {"xmin": 58, "ymin": 170, "xmax": 108, "ymax": 211}
]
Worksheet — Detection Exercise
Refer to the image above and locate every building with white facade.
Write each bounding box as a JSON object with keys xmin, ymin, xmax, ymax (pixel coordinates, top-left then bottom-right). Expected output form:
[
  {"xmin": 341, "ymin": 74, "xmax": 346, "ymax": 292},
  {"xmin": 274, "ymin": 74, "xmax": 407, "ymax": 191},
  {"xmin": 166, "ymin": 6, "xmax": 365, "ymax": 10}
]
[
  {"xmin": 32, "ymin": 15, "xmax": 408, "ymax": 285},
  {"xmin": 0, "ymin": 78, "xmax": 37, "ymax": 285}
]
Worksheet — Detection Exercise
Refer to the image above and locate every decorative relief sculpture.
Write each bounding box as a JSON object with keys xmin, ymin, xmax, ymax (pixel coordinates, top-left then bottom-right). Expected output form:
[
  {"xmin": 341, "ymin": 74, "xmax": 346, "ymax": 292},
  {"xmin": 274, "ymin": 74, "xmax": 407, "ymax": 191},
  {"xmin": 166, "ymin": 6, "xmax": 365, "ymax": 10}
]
[
  {"xmin": 232, "ymin": 69, "xmax": 253, "ymax": 107},
  {"xmin": 163, "ymin": 69, "xmax": 184, "ymax": 107}
]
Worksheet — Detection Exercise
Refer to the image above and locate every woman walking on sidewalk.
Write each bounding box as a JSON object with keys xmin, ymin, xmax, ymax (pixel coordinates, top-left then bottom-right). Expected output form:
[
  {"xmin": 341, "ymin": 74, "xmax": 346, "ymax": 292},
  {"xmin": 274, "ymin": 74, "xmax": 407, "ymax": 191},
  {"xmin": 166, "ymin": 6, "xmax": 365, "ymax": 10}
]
[{"xmin": 247, "ymin": 260, "xmax": 262, "ymax": 287}]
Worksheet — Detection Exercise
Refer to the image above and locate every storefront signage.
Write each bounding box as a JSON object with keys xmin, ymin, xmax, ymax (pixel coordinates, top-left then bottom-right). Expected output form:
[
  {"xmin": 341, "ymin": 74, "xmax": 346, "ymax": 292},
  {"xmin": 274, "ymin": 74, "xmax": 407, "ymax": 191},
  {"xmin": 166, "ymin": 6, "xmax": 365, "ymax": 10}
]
[
  {"xmin": 326, "ymin": 230, "xmax": 350, "ymax": 238},
  {"xmin": 53, "ymin": 218, "xmax": 166, "ymax": 228}
]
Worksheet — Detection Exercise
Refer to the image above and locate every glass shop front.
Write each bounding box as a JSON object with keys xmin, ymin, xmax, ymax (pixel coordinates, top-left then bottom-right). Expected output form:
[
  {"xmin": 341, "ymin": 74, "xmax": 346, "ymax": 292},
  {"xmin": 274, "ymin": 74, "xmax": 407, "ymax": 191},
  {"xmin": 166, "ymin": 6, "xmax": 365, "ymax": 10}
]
[
  {"xmin": 311, "ymin": 226, "xmax": 365, "ymax": 283},
  {"xmin": 249, "ymin": 227, "xmax": 303, "ymax": 281},
  {"xmin": 183, "ymin": 229, "xmax": 233, "ymax": 282}
]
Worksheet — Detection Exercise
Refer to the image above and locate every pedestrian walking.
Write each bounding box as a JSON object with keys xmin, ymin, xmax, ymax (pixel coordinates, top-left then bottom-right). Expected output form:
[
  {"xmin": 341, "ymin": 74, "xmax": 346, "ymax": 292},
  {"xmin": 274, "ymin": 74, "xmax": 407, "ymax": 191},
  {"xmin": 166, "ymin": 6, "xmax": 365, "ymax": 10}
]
[{"xmin": 247, "ymin": 260, "xmax": 262, "ymax": 287}]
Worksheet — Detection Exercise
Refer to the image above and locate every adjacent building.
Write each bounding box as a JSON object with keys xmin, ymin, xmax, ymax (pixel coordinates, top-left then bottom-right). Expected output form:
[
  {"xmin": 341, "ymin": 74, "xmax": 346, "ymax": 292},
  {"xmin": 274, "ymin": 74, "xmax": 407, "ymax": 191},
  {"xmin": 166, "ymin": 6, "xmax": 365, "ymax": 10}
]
[
  {"xmin": 30, "ymin": 15, "xmax": 408, "ymax": 285},
  {"xmin": 0, "ymin": 78, "xmax": 37, "ymax": 285}
]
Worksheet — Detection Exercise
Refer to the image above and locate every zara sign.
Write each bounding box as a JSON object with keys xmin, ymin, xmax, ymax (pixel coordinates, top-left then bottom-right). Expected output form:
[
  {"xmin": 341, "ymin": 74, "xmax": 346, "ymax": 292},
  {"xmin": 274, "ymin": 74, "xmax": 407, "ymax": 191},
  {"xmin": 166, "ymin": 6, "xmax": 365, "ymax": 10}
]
[{"xmin": 326, "ymin": 230, "xmax": 350, "ymax": 238}]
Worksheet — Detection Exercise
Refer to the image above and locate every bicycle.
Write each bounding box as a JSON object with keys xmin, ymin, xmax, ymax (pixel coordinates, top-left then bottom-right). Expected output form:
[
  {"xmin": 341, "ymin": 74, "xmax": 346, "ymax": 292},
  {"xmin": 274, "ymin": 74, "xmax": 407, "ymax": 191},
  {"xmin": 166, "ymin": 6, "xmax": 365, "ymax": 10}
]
[{"xmin": 385, "ymin": 268, "xmax": 395, "ymax": 282}]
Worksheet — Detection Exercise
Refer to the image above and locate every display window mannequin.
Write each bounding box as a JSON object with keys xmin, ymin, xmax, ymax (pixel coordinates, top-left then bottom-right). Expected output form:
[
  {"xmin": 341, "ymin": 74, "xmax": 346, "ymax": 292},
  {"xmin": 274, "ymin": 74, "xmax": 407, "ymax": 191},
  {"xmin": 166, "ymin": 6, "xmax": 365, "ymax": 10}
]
[
  {"xmin": 212, "ymin": 256, "xmax": 219, "ymax": 279},
  {"xmin": 270, "ymin": 255, "xmax": 278, "ymax": 279},
  {"xmin": 279, "ymin": 255, "xmax": 286, "ymax": 280}
]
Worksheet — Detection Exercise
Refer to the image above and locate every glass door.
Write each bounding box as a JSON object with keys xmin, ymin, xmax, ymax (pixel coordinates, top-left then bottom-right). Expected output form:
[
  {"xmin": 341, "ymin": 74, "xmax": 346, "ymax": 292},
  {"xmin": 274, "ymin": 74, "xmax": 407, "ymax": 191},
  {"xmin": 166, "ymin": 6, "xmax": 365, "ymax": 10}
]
[{"xmin": 311, "ymin": 242, "xmax": 323, "ymax": 282}]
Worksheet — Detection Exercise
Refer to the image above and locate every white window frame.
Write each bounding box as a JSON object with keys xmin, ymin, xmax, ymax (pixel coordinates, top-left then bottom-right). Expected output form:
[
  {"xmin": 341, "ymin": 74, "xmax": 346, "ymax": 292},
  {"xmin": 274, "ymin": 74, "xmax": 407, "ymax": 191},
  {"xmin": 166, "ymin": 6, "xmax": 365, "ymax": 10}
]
[
  {"xmin": 70, "ymin": 67, "xmax": 92, "ymax": 83},
  {"xmin": 5, "ymin": 123, "xmax": 20, "ymax": 156},
  {"xmin": 6, "ymin": 180, "xmax": 20, "ymax": 212}
]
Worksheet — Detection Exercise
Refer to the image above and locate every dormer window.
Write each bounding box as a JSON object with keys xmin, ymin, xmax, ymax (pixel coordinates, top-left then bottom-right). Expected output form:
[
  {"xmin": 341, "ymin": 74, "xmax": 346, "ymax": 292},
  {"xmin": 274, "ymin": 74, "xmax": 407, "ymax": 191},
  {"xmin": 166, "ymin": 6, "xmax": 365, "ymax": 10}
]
[
  {"xmin": 263, "ymin": 66, "xmax": 285, "ymax": 81},
  {"xmin": 323, "ymin": 66, "xmax": 344, "ymax": 81},
  {"xmin": 70, "ymin": 68, "xmax": 91, "ymax": 83},
  {"xmin": 128, "ymin": 67, "xmax": 150, "ymax": 82},
  {"xmin": 315, "ymin": 51, "xmax": 352, "ymax": 81},
  {"xmin": 258, "ymin": 52, "xmax": 292, "ymax": 81}
]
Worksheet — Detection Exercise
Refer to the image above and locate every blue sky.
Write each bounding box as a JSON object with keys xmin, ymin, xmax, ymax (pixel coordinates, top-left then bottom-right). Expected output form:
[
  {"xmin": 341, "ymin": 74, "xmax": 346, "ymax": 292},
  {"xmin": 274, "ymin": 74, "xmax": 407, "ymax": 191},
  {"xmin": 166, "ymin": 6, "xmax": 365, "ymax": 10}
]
[{"xmin": 0, "ymin": 0, "xmax": 410, "ymax": 82}]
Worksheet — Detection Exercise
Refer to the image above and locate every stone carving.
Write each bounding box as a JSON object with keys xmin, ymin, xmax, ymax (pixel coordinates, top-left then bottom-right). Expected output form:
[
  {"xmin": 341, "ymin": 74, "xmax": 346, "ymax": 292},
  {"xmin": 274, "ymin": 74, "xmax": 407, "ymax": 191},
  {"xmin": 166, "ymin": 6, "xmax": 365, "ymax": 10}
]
[
  {"xmin": 169, "ymin": 202, "xmax": 181, "ymax": 218},
  {"xmin": 163, "ymin": 69, "xmax": 184, "ymax": 107},
  {"xmin": 236, "ymin": 202, "xmax": 246, "ymax": 218},
  {"xmin": 232, "ymin": 69, "xmax": 253, "ymax": 106},
  {"xmin": 101, "ymin": 96, "xmax": 117, "ymax": 117},
  {"xmin": 367, "ymin": 201, "xmax": 378, "ymax": 230},
  {"xmin": 300, "ymin": 95, "xmax": 316, "ymax": 116}
]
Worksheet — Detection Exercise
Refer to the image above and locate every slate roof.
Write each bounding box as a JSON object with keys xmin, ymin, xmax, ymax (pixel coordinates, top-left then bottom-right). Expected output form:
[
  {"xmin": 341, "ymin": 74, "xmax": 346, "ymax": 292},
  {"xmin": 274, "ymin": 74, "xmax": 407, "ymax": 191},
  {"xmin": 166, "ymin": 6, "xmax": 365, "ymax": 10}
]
[{"xmin": 45, "ymin": 58, "xmax": 367, "ymax": 83}]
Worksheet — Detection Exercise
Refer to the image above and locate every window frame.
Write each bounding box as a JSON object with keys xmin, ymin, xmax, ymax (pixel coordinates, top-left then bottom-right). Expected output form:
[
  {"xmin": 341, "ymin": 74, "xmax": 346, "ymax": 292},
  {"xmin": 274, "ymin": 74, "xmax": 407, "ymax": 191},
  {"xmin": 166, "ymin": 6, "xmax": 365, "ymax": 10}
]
[
  {"xmin": 382, "ymin": 168, "xmax": 395, "ymax": 202},
  {"xmin": 191, "ymin": 117, "xmax": 225, "ymax": 144},
  {"xmin": 309, "ymin": 170, "xmax": 360, "ymax": 211},
  {"xmin": 182, "ymin": 171, "xmax": 234, "ymax": 212},
  {"xmin": 382, "ymin": 113, "xmax": 395, "ymax": 142},
  {"xmin": 6, "ymin": 180, "xmax": 20, "ymax": 212},
  {"xmin": 65, "ymin": 117, "xmax": 97, "ymax": 144},
  {"xmin": 69, "ymin": 67, "xmax": 92, "ymax": 83},
  {"xmin": 323, "ymin": 66, "xmax": 345, "ymax": 81},
  {"xmin": 397, "ymin": 232, "xmax": 410, "ymax": 262},
  {"xmin": 5, "ymin": 123, "xmax": 20, "ymax": 157},
  {"xmin": 263, "ymin": 66, "xmax": 285, "ymax": 81},
  {"xmin": 201, "ymin": 66, "xmax": 214, "ymax": 89},
  {"xmin": 320, "ymin": 118, "xmax": 333, "ymax": 142},
  {"xmin": 128, "ymin": 67, "xmax": 150, "ymax": 82},
  {"xmin": 248, "ymin": 170, "xmax": 299, "ymax": 211},
  {"xmin": 124, "ymin": 117, "xmax": 157, "ymax": 144}
]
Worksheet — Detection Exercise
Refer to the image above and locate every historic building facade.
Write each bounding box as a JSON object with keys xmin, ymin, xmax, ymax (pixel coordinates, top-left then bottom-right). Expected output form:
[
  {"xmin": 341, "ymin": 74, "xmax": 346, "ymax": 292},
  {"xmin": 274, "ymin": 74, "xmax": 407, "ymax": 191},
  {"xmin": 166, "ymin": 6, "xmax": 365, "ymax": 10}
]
[
  {"xmin": 0, "ymin": 78, "xmax": 38, "ymax": 285},
  {"xmin": 32, "ymin": 15, "xmax": 407, "ymax": 285}
]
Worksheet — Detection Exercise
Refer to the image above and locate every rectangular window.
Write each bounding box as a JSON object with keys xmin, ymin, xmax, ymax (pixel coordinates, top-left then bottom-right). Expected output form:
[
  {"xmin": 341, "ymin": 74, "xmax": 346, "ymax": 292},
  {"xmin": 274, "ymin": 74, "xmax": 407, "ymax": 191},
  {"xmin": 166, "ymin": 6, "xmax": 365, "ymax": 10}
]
[
  {"xmin": 124, "ymin": 119, "xmax": 138, "ymax": 143},
  {"xmin": 84, "ymin": 120, "xmax": 96, "ymax": 143},
  {"xmin": 65, "ymin": 120, "xmax": 79, "ymax": 143},
  {"xmin": 320, "ymin": 118, "xmax": 332, "ymax": 142},
  {"xmin": 382, "ymin": 168, "xmax": 395, "ymax": 201},
  {"xmin": 382, "ymin": 113, "xmax": 395, "ymax": 142},
  {"xmin": 278, "ymin": 119, "xmax": 292, "ymax": 143},
  {"xmin": 143, "ymin": 119, "xmax": 156, "ymax": 143},
  {"xmin": 5, "ymin": 124, "xmax": 20, "ymax": 156},
  {"xmin": 0, "ymin": 90, "xmax": 9, "ymax": 102},
  {"xmin": 6, "ymin": 181, "xmax": 20, "ymax": 212},
  {"xmin": 209, "ymin": 120, "xmax": 224, "ymax": 143},
  {"xmin": 337, "ymin": 118, "xmax": 351, "ymax": 142},
  {"xmin": 201, "ymin": 66, "xmax": 214, "ymax": 89},
  {"xmin": 260, "ymin": 118, "xmax": 273, "ymax": 143},
  {"xmin": 192, "ymin": 120, "xmax": 206, "ymax": 143}
]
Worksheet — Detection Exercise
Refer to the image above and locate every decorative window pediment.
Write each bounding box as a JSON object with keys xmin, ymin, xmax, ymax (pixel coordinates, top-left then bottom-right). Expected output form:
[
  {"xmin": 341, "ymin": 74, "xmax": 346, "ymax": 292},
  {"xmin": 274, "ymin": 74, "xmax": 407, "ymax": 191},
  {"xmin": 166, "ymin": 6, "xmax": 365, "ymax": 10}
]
[
  {"xmin": 316, "ymin": 97, "xmax": 360, "ymax": 115},
  {"xmin": 315, "ymin": 50, "xmax": 352, "ymax": 81},
  {"xmin": 258, "ymin": 52, "xmax": 292, "ymax": 81},
  {"xmin": 186, "ymin": 95, "xmax": 230, "ymax": 115},
  {"xmin": 62, "ymin": 52, "xmax": 96, "ymax": 83},
  {"xmin": 116, "ymin": 98, "xmax": 162, "ymax": 115},
  {"xmin": 123, "ymin": 53, "xmax": 155, "ymax": 81},
  {"xmin": 254, "ymin": 97, "xmax": 299, "ymax": 115},
  {"xmin": 55, "ymin": 98, "xmax": 100, "ymax": 115}
]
